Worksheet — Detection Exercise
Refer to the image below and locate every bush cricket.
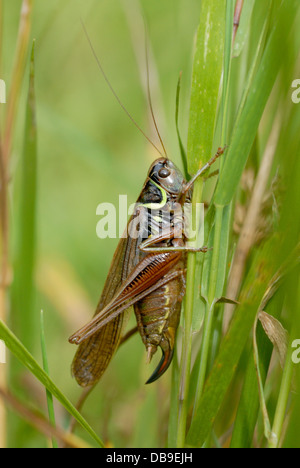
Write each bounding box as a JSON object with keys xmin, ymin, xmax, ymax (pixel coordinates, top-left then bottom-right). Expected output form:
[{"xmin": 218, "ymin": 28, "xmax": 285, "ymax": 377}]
[{"xmin": 69, "ymin": 21, "xmax": 225, "ymax": 386}]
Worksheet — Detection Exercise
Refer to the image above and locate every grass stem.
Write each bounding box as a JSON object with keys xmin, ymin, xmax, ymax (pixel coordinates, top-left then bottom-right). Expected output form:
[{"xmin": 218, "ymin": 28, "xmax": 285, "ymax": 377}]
[
  {"xmin": 176, "ymin": 181, "xmax": 203, "ymax": 447},
  {"xmin": 268, "ymin": 329, "xmax": 295, "ymax": 448},
  {"xmin": 40, "ymin": 310, "xmax": 58, "ymax": 448},
  {"xmin": 193, "ymin": 205, "xmax": 224, "ymax": 415}
]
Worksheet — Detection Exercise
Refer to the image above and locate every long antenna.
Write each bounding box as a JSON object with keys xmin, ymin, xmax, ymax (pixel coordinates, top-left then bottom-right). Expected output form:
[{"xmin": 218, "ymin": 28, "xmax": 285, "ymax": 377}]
[
  {"xmin": 144, "ymin": 25, "xmax": 168, "ymax": 158},
  {"xmin": 80, "ymin": 19, "xmax": 165, "ymax": 158}
]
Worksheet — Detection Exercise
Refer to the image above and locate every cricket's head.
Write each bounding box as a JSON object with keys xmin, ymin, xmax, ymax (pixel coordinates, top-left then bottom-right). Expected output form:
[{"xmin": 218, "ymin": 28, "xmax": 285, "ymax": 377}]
[{"xmin": 147, "ymin": 158, "xmax": 186, "ymax": 195}]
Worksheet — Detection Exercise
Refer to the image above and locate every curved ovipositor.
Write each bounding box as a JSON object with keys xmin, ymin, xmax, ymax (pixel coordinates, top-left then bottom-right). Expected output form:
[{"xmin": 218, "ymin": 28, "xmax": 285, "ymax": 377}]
[{"xmin": 145, "ymin": 336, "xmax": 175, "ymax": 384}]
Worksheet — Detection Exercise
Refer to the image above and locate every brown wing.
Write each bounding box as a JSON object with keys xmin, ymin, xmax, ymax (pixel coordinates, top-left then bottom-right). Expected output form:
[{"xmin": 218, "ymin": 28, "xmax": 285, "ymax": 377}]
[
  {"xmin": 69, "ymin": 251, "xmax": 182, "ymax": 344},
  {"xmin": 71, "ymin": 177, "xmax": 165, "ymax": 387},
  {"xmin": 71, "ymin": 225, "xmax": 140, "ymax": 387}
]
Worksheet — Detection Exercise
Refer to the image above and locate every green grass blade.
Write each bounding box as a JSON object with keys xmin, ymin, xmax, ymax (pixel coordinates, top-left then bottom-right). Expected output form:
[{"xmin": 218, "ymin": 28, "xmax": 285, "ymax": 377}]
[
  {"xmin": 214, "ymin": 0, "xmax": 299, "ymax": 207},
  {"xmin": 220, "ymin": 0, "xmax": 234, "ymax": 147},
  {"xmin": 268, "ymin": 337, "xmax": 295, "ymax": 447},
  {"xmin": 188, "ymin": 0, "xmax": 234, "ymax": 434},
  {"xmin": 167, "ymin": 347, "xmax": 180, "ymax": 447},
  {"xmin": 175, "ymin": 72, "xmax": 188, "ymax": 179},
  {"xmin": 280, "ymin": 273, "xmax": 300, "ymax": 448},
  {"xmin": 186, "ymin": 1, "xmax": 226, "ymax": 174},
  {"xmin": 186, "ymin": 236, "xmax": 281, "ymax": 447},
  {"xmin": 11, "ymin": 40, "xmax": 37, "ymax": 349},
  {"xmin": 0, "ymin": 319, "xmax": 104, "ymax": 447},
  {"xmin": 200, "ymin": 204, "xmax": 232, "ymax": 302},
  {"xmin": 230, "ymin": 320, "xmax": 273, "ymax": 448},
  {"xmin": 40, "ymin": 310, "xmax": 58, "ymax": 448},
  {"xmin": 176, "ymin": 0, "xmax": 226, "ymax": 448}
]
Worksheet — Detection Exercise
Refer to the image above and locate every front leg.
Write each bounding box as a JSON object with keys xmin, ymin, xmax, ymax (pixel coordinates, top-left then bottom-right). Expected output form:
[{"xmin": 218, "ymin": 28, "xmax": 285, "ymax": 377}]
[
  {"xmin": 139, "ymin": 231, "xmax": 210, "ymax": 253},
  {"xmin": 140, "ymin": 244, "xmax": 211, "ymax": 253}
]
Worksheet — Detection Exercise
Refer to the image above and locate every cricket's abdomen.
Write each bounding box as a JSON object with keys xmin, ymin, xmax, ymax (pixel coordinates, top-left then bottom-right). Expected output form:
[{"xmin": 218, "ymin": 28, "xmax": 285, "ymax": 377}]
[{"xmin": 134, "ymin": 257, "xmax": 185, "ymax": 383}]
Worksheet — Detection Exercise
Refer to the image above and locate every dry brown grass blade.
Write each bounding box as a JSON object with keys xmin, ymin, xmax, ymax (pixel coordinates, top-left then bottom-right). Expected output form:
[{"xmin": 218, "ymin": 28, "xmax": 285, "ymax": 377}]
[
  {"xmin": 0, "ymin": 387, "xmax": 92, "ymax": 448},
  {"xmin": 258, "ymin": 311, "xmax": 288, "ymax": 368},
  {"xmin": 232, "ymin": 0, "xmax": 244, "ymax": 44}
]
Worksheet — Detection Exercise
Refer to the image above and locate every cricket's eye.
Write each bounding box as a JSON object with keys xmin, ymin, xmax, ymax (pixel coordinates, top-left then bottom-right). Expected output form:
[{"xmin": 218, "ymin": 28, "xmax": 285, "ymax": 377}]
[{"xmin": 158, "ymin": 167, "xmax": 171, "ymax": 178}]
